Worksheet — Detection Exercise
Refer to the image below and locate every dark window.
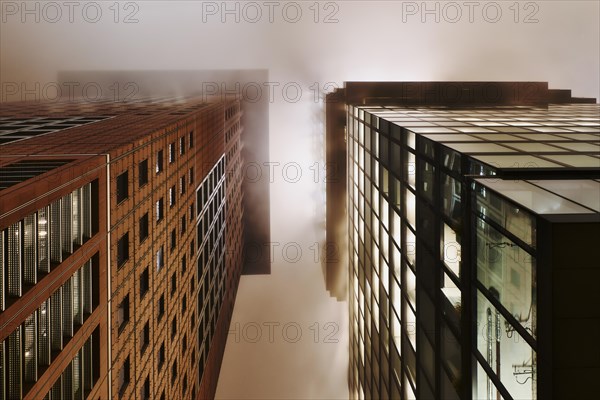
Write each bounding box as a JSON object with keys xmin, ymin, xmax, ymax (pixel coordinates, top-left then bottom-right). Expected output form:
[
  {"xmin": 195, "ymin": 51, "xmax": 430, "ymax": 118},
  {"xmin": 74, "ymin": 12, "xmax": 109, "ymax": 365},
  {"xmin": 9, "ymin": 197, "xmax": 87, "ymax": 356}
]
[
  {"xmin": 171, "ymin": 360, "xmax": 177, "ymax": 384},
  {"xmin": 139, "ymin": 213, "xmax": 149, "ymax": 243},
  {"xmin": 181, "ymin": 216, "xmax": 187, "ymax": 235},
  {"xmin": 139, "ymin": 159, "xmax": 148, "ymax": 187},
  {"xmin": 117, "ymin": 171, "xmax": 129, "ymax": 203},
  {"xmin": 189, "ymin": 204, "xmax": 194, "ymax": 222},
  {"xmin": 180, "ymin": 176, "xmax": 186, "ymax": 195},
  {"xmin": 169, "ymin": 142, "xmax": 175, "ymax": 163},
  {"xmin": 183, "ymin": 373, "xmax": 188, "ymax": 395},
  {"xmin": 191, "ymin": 311, "xmax": 195, "ymax": 328},
  {"xmin": 117, "ymin": 233, "xmax": 129, "ymax": 267},
  {"xmin": 170, "ymin": 229, "xmax": 176, "ymax": 252},
  {"xmin": 182, "ymin": 294, "xmax": 187, "ymax": 313},
  {"xmin": 140, "ymin": 267, "xmax": 149, "ymax": 298},
  {"xmin": 189, "ymin": 167, "xmax": 194, "ymax": 186},
  {"xmin": 181, "ymin": 255, "xmax": 186, "ymax": 275},
  {"xmin": 169, "ymin": 186, "xmax": 176, "ymax": 207},
  {"xmin": 160, "ymin": 391, "xmax": 165, "ymax": 400},
  {"xmin": 141, "ymin": 321, "xmax": 150, "ymax": 355},
  {"xmin": 118, "ymin": 294, "xmax": 129, "ymax": 333},
  {"xmin": 119, "ymin": 356, "xmax": 130, "ymax": 397},
  {"xmin": 156, "ymin": 150, "xmax": 163, "ymax": 174},
  {"xmin": 190, "ymin": 239, "xmax": 195, "ymax": 257},
  {"xmin": 142, "ymin": 376, "xmax": 150, "ymax": 400},
  {"xmin": 156, "ymin": 198, "xmax": 164, "ymax": 222},
  {"xmin": 158, "ymin": 296, "xmax": 165, "ymax": 323},
  {"xmin": 189, "ymin": 131, "xmax": 194, "ymax": 148},
  {"xmin": 158, "ymin": 342, "xmax": 165, "ymax": 370},
  {"xmin": 171, "ymin": 273, "xmax": 177, "ymax": 297},
  {"xmin": 171, "ymin": 316, "xmax": 177, "ymax": 340},
  {"xmin": 180, "ymin": 137, "xmax": 185, "ymax": 155}
]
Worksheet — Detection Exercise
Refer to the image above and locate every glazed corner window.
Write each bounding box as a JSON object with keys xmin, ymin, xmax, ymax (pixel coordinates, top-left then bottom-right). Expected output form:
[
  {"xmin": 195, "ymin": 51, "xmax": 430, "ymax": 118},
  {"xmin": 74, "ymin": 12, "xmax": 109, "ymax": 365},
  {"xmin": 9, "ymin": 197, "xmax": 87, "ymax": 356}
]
[
  {"xmin": 156, "ymin": 150, "xmax": 164, "ymax": 174},
  {"xmin": 169, "ymin": 142, "xmax": 175, "ymax": 163},
  {"xmin": 116, "ymin": 171, "xmax": 129, "ymax": 203},
  {"xmin": 117, "ymin": 294, "xmax": 130, "ymax": 333},
  {"xmin": 117, "ymin": 232, "xmax": 129, "ymax": 268},
  {"xmin": 119, "ymin": 356, "xmax": 130, "ymax": 397},
  {"xmin": 138, "ymin": 159, "xmax": 149, "ymax": 187}
]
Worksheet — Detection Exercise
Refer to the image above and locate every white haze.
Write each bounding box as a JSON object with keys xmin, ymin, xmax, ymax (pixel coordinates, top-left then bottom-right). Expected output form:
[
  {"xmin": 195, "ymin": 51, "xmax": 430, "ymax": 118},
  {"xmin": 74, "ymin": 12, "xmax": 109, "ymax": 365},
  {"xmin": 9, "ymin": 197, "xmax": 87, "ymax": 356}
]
[{"xmin": 1, "ymin": 1, "xmax": 598, "ymax": 399}]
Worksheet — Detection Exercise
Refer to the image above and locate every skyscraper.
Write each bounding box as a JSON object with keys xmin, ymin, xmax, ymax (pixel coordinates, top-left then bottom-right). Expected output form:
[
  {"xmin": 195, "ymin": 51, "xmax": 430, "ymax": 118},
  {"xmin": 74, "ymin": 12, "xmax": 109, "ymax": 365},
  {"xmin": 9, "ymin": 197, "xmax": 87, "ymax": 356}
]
[
  {"xmin": 0, "ymin": 96, "xmax": 244, "ymax": 399},
  {"xmin": 326, "ymin": 82, "xmax": 600, "ymax": 400}
]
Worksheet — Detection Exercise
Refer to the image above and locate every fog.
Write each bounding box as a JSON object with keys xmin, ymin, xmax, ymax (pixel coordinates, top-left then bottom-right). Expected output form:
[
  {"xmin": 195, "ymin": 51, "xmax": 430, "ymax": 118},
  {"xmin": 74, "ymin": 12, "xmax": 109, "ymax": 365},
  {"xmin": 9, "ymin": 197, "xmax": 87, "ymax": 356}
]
[{"xmin": 1, "ymin": 1, "xmax": 598, "ymax": 399}]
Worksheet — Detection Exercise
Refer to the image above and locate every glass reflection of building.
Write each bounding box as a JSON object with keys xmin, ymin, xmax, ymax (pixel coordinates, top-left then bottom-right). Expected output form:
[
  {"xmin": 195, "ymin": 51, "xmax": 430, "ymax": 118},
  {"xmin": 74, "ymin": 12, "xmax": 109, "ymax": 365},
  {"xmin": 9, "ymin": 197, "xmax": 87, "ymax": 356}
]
[{"xmin": 328, "ymin": 82, "xmax": 600, "ymax": 400}]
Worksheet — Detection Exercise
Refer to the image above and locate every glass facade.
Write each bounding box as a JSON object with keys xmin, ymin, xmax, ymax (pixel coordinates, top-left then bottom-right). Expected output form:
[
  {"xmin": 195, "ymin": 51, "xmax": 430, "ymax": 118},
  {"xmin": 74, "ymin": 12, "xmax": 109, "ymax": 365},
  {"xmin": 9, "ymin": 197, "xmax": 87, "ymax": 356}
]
[
  {"xmin": 347, "ymin": 103, "xmax": 599, "ymax": 400},
  {"xmin": 0, "ymin": 256, "xmax": 98, "ymax": 399},
  {"xmin": 0, "ymin": 182, "xmax": 95, "ymax": 311},
  {"xmin": 195, "ymin": 156, "xmax": 226, "ymax": 382}
]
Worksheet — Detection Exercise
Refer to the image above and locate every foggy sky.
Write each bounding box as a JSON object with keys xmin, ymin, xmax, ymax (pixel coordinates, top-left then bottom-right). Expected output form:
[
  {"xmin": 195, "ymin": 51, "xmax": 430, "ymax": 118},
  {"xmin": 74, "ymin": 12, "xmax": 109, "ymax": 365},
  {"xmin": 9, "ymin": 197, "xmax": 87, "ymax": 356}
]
[{"xmin": 1, "ymin": 1, "xmax": 598, "ymax": 399}]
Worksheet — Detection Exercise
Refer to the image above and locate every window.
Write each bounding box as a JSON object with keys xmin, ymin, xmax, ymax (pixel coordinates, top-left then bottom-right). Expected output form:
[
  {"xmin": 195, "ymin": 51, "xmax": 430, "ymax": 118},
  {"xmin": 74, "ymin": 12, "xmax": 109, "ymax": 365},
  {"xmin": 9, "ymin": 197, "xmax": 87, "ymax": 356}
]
[
  {"xmin": 181, "ymin": 216, "xmax": 187, "ymax": 235},
  {"xmin": 182, "ymin": 294, "xmax": 187, "ymax": 313},
  {"xmin": 170, "ymin": 229, "xmax": 176, "ymax": 252},
  {"xmin": 117, "ymin": 233, "xmax": 129, "ymax": 267},
  {"xmin": 139, "ymin": 159, "xmax": 148, "ymax": 187},
  {"xmin": 140, "ymin": 267, "xmax": 149, "ymax": 298},
  {"xmin": 169, "ymin": 142, "xmax": 175, "ymax": 163},
  {"xmin": 189, "ymin": 131, "xmax": 194, "ymax": 148},
  {"xmin": 171, "ymin": 273, "xmax": 177, "ymax": 296},
  {"xmin": 171, "ymin": 360, "xmax": 177, "ymax": 384},
  {"xmin": 158, "ymin": 342, "xmax": 165, "ymax": 370},
  {"xmin": 158, "ymin": 294, "xmax": 165, "ymax": 320},
  {"xmin": 117, "ymin": 171, "xmax": 129, "ymax": 203},
  {"xmin": 189, "ymin": 204, "xmax": 194, "ymax": 222},
  {"xmin": 156, "ymin": 150, "xmax": 163, "ymax": 174},
  {"xmin": 169, "ymin": 186, "xmax": 176, "ymax": 207},
  {"xmin": 171, "ymin": 316, "xmax": 177, "ymax": 340},
  {"xmin": 119, "ymin": 356, "xmax": 130, "ymax": 397},
  {"xmin": 156, "ymin": 198, "xmax": 164, "ymax": 222},
  {"xmin": 190, "ymin": 239, "xmax": 195, "ymax": 257},
  {"xmin": 189, "ymin": 167, "xmax": 194, "ymax": 186},
  {"xmin": 142, "ymin": 376, "xmax": 150, "ymax": 400},
  {"xmin": 156, "ymin": 246, "xmax": 164, "ymax": 271},
  {"xmin": 118, "ymin": 295, "xmax": 130, "ymax": 333},
  {"xmin": 141, "ymin": 321, "xmax": 150, "ymax": 355},
  {"xmin": 139, "ymin": 213, "xmax": 149, "ymax": 243},
  {"xmin": 180, "ymin": 176, "xmax": 186, "ymax": 195},
  {"xmin": 180, "ymin": 137, "xmax": 185, "ymax": 155},
  {"xmin": 181, "ymin": 255, "xmax": 187, "ymax": 274}
]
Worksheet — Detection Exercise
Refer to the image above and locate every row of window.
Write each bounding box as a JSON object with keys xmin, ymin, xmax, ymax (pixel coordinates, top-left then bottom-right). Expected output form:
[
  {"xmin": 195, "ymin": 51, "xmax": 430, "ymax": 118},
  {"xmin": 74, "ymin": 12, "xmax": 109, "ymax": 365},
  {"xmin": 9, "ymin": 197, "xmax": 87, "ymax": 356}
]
[
  {"xmin": 0, "ymin": 181, "xmax": 96, "ymax": 311},
  {"xmin": 0, "ymin": 256, "xmax": 98, "ymax": 400}
]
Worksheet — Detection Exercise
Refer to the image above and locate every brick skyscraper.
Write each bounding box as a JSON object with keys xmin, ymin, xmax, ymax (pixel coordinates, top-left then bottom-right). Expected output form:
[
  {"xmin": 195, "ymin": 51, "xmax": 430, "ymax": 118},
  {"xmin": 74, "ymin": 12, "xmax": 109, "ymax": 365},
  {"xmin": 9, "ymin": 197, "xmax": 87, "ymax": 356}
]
[{"xmin": 0, "ymin": 96, "xmax": 244, "ymax": 399}]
